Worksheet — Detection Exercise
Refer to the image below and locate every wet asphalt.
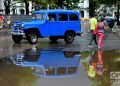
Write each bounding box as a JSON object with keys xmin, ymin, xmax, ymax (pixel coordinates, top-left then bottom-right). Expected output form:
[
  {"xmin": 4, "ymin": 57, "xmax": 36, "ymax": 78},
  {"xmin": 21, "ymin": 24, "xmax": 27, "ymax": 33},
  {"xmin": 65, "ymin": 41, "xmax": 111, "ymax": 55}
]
[{"xmin": 0, "ymin": 21, "xmax": 120, "ymax": 86}]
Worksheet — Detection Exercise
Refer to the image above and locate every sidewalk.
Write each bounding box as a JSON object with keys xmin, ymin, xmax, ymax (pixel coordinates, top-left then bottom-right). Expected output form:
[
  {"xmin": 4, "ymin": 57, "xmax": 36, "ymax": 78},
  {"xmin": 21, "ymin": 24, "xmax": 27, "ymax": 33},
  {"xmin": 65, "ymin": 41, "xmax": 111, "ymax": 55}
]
[
  {"xmin": 0, "ymin": 29, "xmax": 11, "ymax": 37},
  {"xmin": 113, "ymin": 25, "xmax": 120, "ymax": 35}
]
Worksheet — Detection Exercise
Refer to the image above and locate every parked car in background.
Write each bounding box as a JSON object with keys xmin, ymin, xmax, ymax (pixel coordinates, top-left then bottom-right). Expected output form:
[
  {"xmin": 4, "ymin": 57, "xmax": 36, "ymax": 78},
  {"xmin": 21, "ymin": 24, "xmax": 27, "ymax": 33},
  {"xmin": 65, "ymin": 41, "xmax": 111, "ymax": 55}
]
[
  {"xmin": 11, "ymin": 10, "xmax": 82, "ymax": 44},
  {"xmin": 105, "ymin": 16, "xmax": 115, "ymax": 32}
]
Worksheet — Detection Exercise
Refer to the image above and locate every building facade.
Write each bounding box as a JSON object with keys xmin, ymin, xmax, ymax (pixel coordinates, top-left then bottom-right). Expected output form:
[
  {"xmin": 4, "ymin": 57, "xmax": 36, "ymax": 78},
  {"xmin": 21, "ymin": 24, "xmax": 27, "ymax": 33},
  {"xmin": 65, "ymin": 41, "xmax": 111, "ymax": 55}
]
[
  {"xmin": 10, "ymin": 1, "xmax": 32, "ymax": 15},
  {"xmin": 0, "ymin": 0, "xmax": 89, "ymax": 17},
  {"xmin": 0, "ymin": 0, "xmax": 4, "ymax": 14},
  {"xmin": 0, "ymin": 0, "xmax": 32, "ymax": 15},
  {"xmin": 78, "ymin": 0, "xmax": 89, "ymax": 18}
]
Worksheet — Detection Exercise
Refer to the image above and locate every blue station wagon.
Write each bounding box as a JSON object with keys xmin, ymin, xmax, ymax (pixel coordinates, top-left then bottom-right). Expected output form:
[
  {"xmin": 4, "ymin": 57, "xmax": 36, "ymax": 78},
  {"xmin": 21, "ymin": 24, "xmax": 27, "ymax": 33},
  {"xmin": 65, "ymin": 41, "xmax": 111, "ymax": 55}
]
[{"xmin": 11, "ymin": 10, "xmax": 82, "ymax": 44}]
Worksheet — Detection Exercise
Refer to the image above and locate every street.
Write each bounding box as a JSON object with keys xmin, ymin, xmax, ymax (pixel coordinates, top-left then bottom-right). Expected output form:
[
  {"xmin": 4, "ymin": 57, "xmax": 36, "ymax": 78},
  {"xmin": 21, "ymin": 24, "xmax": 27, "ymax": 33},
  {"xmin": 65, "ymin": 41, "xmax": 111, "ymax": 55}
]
[
  {"xmin": 0, "ymin": 21, "xmax": 120, "ymax": 86},
  {"xmin": 0, "ymin": 21, "xmax": 120, "ymax": 58}
]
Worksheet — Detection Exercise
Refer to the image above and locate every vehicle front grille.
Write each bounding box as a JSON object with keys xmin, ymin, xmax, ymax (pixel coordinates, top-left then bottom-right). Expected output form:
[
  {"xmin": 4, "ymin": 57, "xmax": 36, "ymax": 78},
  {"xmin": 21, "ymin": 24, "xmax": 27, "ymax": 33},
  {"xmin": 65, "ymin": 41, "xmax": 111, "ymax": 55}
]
[{"xmin": 15, "ymin": 24, "xmax": 23, "ymax": 30}]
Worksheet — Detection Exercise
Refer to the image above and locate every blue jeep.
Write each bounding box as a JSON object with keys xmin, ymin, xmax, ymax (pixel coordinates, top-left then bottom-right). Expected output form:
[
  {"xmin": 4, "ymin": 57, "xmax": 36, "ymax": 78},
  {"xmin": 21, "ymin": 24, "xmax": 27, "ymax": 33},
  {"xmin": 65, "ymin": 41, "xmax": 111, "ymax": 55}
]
[{"xmin": 11, "ymin": 10, "xmax": 82, "ymax": 44}]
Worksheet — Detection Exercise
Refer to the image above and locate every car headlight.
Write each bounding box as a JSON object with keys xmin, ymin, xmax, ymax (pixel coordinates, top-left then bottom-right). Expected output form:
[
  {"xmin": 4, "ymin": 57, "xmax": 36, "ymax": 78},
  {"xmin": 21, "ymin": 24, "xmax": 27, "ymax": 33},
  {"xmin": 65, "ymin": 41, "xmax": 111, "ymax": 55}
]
[{"xmin": 21, "ymin": 24, "xmax": 24, "ymax": 27}]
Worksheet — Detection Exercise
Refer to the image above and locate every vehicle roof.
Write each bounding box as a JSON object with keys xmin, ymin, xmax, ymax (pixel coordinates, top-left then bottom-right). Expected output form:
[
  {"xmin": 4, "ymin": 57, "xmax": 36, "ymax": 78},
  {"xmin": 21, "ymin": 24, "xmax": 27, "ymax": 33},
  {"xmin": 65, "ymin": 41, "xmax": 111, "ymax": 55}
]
[{"xmin": 33, "ymin": 9, "xmax": 79, "ymax": 14}]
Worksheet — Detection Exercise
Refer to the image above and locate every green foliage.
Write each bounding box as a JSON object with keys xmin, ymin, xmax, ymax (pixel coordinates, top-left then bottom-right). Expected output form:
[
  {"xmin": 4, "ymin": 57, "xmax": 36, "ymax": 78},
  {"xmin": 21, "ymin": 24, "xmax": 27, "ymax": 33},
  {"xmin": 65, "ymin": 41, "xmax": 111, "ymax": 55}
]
[
  {"xmin": 16, "ymin": 0, "xmax": 80, "ymax": 10},
  {"xmin": 89, "ymin": 0, "xmax": 119, "ymax": 17},
  {"xmin": 99, "ymin": 0, "xmax": 118, "ymax": 5}
]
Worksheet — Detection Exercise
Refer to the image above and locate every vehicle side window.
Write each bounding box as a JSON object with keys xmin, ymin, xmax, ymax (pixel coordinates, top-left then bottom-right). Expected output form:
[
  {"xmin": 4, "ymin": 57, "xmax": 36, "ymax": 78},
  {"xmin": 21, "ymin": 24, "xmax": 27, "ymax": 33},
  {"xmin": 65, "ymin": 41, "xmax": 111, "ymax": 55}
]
[
  {"xmin": 48, "ymin": 14, "xmax": 56, "ymax": 21},
  {"xmin": 58, "ymin": 14, "xmax": 68, "ymax": 21},
  {"xmin": 70, "ymin": 14, "xmax": 78, "ymax": 21}
]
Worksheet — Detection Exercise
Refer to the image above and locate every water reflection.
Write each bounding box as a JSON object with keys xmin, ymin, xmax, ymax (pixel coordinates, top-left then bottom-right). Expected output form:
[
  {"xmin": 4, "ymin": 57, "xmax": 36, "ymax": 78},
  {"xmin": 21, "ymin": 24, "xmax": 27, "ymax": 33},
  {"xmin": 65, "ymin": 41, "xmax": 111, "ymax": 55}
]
[
  {"xmin": 1, "ymin": 47, "xmax": 120, "ymax": 86},
  {"xmin": 9, "ymin": 48, "xmax": 80, "ymax": 78},
  {"xmin": 81, "ymin": 49, "xmax": 120, "ymax": 86},
  {"xmin": 87, "ymin": 49, "xmax": 104, "ymax": 78}
]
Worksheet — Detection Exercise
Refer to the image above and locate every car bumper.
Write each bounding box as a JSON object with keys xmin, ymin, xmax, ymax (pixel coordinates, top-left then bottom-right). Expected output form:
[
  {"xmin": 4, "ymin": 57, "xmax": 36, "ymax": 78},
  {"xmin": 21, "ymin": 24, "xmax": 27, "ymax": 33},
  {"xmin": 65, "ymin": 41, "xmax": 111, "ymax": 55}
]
[{"xmin": 11, "ymin": 30, "xmax": 25, "ymax": 35}]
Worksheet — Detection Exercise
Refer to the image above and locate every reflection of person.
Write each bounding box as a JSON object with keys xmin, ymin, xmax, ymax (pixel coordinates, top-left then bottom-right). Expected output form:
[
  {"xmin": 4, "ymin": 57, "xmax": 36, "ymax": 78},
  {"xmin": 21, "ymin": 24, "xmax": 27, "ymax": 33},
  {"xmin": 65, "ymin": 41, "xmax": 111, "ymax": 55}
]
[
  {"xmin": 96, "ymin": 49, "xmax": 103, "ymax": 75},
  {"xmin": 88, "ymin": 14, "xmax": 98, "ymax": 47},
  {"xmin": 87, "ymin": 49, "xmax": 104, "ymax": 77},
  {"xmin": 87, "ymin": 50, "xmax": 96, "ymax": 77}
]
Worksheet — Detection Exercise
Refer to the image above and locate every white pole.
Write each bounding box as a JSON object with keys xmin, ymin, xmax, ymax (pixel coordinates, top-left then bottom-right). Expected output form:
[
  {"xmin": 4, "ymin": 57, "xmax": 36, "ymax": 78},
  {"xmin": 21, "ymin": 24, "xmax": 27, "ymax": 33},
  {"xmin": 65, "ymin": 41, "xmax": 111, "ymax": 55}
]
[
  {"xmin": 47, "ymin": 4, "xmax": 49, "ymax": 10},
  {"xmin": 84, "ymin": 0, "xmax": 89, "ymax": 18}
]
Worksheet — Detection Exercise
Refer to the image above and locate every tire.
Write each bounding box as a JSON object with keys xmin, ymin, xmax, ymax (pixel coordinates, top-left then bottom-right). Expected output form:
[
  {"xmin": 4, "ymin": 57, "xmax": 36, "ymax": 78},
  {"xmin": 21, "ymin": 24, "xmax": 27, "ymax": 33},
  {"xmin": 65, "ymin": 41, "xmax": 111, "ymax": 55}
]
[
  {"xmin": 49, "ymin": 37, "xmax": 58, "ymax": 42},
  {"xmin": 64, "ymin": 31, "xmax": 75, "ymax": 43},
  {"xmin": 26, "ymin": 32, "xmax": 38, "ymax": 44},
  {"xmin": 23, "ymin": 49, "xmax": 40, "ymax": 62},
  {"xmin": 12, "ymin": 35, "xmax": 23, "ymax": 43},
  {"xmin": 64, "ymin": 51, "xmax": 75, "ymax": 58}
]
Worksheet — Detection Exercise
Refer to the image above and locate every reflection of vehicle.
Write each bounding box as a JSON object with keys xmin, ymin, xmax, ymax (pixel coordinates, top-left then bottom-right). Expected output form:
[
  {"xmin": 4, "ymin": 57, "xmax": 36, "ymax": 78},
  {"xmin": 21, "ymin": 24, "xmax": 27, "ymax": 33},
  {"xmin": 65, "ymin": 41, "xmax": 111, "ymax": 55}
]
[
  {"xmin": 11, "ymin": 10, "xmax": 82, "ymax": 44},
  {"xmin": 10, "ymin": 49, "xmax": 80, "ymax": 78},
  {"xmin": 23, "ymin": 48, "xmax": 40, "ymax": 62}
]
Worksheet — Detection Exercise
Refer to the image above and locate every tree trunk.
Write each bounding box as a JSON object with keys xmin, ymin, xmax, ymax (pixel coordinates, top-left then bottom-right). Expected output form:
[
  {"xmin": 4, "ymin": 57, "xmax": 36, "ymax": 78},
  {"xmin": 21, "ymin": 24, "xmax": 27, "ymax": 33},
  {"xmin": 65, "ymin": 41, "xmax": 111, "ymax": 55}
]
[
  {"xmin": 4, "ymin": 0, "xmax": 11, "ymax": 15},
  {"xmin": 24, "ymin": 0, "xmax": 29, "ymax": 15},
  {"xmin": 89, "ymin": 1, "xmax": 96, "ymax": 17},
  {"xmin": 25, "ymin": 4, "xmax": 29, "ymax": 15},
  {"xmin": 117, "ymin": 4, "xmax": 120, "ymax": 25}
]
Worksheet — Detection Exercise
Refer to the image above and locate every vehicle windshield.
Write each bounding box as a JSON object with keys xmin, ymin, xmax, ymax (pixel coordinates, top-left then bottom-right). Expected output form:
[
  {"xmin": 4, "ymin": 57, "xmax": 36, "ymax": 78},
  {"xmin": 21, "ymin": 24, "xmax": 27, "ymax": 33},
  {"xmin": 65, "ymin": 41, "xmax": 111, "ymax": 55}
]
[{"xmin": 32, "ymin": 14, "xmax": 46, "ymax": 20}]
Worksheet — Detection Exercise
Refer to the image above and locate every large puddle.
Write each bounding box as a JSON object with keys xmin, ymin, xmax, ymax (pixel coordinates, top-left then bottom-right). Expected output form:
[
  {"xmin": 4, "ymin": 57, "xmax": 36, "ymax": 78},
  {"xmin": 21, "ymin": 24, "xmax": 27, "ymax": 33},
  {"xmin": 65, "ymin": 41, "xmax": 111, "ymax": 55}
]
[{"xmin": 0, "ymin": 47, "xmax": 120, "ymax": 86}]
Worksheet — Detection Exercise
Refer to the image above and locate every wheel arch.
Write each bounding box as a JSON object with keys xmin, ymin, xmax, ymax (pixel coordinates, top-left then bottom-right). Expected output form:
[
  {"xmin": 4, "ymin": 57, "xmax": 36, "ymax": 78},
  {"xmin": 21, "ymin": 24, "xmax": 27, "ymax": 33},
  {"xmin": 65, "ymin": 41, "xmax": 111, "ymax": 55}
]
[
  {"xmin": 64, "ymin": 30, "xmax": 76, "ymax": 36},
  {"xmin": 24, "ymin": 28, "xmax": 41, "ymax": 37}
]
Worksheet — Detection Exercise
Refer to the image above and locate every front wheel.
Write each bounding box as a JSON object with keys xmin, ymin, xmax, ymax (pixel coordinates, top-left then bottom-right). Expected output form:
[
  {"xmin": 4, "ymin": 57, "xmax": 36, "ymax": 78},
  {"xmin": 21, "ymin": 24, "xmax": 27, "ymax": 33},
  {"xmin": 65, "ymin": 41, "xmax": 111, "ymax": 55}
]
[
  {"xmin": 26, "ymin": 32, "xmax": 38, "ymax": 44},
  {"xmin": 64, "ymin": 32, "xmax": 75, "ymax": 44},
  {"xmin": 12, "ymin": 35, "xmax": 23, "ymax": 43}
]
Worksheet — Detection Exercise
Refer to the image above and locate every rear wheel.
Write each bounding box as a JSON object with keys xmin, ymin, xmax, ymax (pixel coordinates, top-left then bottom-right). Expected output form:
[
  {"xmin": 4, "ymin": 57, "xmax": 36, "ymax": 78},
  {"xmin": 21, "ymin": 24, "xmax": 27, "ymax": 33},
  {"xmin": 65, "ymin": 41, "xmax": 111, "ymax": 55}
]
[
  {"xmin": 64, "ymin": 31, "xmax": 75, "ymax": 44},
  {"xmin": 12, "ymin": 35, "xmax": 23, "ymax": 43},
  {"xmin": 26, "ymin": 32, "xmax": 38, "ymax": 44},
  {"xmin": 49, "ymin": 37, "xmax": 58, "ymax": 42}
]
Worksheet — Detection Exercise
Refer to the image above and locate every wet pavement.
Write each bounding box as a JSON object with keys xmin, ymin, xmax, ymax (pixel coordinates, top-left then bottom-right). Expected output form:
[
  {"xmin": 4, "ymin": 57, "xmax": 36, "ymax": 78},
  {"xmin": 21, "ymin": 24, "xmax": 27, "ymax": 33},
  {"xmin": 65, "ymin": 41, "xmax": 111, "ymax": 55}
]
[
  {"xmin": 0, "ymin": 21, "xmax": 120, "ymax": 86},
  {"xmin": 0, "ymin": 21, "xmax": 120, "ymax": 59},
  {"xmin": 0, "ymin": 47, "xmax": 120, "ymax": 86}
]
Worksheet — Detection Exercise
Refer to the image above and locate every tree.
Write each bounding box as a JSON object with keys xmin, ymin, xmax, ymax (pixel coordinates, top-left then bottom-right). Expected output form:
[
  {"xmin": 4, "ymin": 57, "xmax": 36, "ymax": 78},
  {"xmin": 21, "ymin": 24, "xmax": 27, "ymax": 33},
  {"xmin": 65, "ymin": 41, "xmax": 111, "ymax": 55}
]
[
  {"xmin": 89, "ymin": 0, "xmax": 118, "ymax": 17},
  {"xmin": 55, "ymin": 0, "xmax": 63, "ymax": 8},
  {"xmin": 55, "ymin": 0, "xmax": 80, "ymax": 9},
  {"xmin": 33, "ymin": 0, "xmax": 80, "ymax": 10},
  {"xmin": 22, "ymin": 0, "xmax": 29, "ymax": 15},
  {"xmin": 4, "ymin": 0, "xmax": 11, "ymax": 15},
  {"xmin": 89, "ymin": 0, "xmax": 100, "ymax": 17}
]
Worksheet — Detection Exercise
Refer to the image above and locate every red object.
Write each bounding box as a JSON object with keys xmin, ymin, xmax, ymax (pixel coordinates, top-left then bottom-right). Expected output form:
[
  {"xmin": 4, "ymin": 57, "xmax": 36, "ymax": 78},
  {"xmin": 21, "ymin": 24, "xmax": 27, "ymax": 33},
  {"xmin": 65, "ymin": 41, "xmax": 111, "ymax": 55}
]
[
  {"xmin": 0, "ymin": 16, "xmax": 3, "ymax": 20},
  {"xmin": 93, "ymin": 26, "xmax": 98, "ymax": 34}
]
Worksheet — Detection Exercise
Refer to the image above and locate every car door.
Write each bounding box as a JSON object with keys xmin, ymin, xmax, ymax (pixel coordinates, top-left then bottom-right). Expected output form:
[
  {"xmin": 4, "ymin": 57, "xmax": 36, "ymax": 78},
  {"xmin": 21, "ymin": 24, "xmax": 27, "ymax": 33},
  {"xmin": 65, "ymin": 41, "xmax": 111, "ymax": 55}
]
[{"xmin": 45, "ymin": 13, "xmax": 58, "ymax": 36}]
